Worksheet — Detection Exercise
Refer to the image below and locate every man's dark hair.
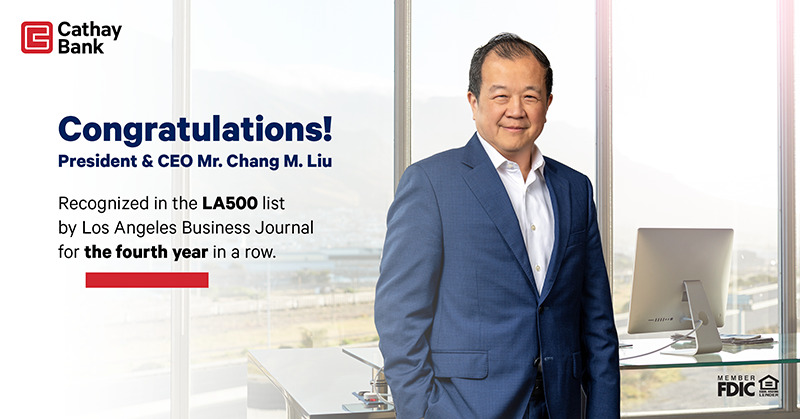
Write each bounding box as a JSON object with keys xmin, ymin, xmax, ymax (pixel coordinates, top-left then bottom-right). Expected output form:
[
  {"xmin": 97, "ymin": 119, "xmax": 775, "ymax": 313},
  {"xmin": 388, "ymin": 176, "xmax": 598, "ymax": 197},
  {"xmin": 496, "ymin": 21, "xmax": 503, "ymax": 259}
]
[{"xmin": 468, "ymin": 33, "xmax": 553, "ymax": 100}]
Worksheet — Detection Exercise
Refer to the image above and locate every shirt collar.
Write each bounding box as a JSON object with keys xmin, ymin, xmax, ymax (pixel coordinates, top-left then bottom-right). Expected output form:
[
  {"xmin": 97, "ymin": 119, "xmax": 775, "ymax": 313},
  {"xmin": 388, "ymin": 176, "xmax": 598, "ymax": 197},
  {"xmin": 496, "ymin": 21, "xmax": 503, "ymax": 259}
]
[{"xmin": 476, "ymin": 132, "xmax": 546, "ymax": 175}]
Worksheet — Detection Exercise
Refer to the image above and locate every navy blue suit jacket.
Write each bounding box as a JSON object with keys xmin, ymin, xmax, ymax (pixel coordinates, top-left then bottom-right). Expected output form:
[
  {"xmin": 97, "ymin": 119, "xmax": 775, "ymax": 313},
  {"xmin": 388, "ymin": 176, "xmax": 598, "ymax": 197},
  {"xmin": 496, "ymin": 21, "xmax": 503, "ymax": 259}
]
[{"xmin": 375, "ymin": 134, "xmax": 620, "ymax": 419}]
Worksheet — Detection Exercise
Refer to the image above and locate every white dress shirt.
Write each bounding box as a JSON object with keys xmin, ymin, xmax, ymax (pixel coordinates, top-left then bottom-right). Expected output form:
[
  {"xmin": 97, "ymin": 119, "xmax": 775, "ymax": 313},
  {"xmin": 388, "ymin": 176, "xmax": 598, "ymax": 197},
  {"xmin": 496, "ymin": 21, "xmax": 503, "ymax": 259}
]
[{"xmin": 478, "ymin": 134, "xmax": 555, "ymax": 294}]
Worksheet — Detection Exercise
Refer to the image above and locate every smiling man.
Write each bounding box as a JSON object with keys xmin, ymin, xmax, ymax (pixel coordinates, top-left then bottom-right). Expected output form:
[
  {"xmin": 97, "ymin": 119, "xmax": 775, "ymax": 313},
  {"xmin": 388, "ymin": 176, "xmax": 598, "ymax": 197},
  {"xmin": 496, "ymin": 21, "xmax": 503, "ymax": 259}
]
[{"xmin": 375, "ymin": 33, "xmax": 620, "ymax": 419}]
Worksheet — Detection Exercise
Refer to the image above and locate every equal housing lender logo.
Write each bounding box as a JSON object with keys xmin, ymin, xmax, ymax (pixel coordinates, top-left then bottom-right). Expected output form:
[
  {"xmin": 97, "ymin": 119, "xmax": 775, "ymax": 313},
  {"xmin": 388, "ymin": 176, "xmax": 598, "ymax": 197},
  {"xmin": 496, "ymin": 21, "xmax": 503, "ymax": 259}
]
[
  {"xmin": 21, "ymin": 21, "xmax": 121, "ymax": 54},
  {"xmin": 717, "ymin": 374, "xmax": 779, "ymax": 398}
]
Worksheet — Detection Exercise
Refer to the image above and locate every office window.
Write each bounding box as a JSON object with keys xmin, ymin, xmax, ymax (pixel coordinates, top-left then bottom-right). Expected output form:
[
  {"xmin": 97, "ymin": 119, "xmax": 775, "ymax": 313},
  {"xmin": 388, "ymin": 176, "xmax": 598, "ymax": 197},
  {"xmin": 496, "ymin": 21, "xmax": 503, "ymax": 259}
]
[
  {"xmin": 411, "ymin": 0, "xmax": 596, "ymax": 181},
  {"xmin": 613, "ymin": 0, "xmax": 779, "ymax": 413},
  {"xmin": 190, "ymin": 1, "xmax": 394, "ymax": 417},
  {"xmin": 3, "ymin": 1, "xmax": 176, "ymax": 417}
]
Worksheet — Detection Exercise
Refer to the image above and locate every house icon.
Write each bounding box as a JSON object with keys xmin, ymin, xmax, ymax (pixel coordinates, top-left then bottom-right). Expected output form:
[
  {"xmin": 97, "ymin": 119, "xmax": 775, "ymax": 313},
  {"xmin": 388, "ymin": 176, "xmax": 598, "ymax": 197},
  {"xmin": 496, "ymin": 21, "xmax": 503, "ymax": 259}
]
[{"xmin": 759, "ymin": 374, "xmax": 779, "ymax": 390}]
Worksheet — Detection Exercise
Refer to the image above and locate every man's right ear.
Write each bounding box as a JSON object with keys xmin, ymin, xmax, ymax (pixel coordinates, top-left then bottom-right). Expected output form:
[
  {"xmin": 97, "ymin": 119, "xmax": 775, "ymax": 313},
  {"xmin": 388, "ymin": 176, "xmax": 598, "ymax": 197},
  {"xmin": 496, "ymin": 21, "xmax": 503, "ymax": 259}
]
[{"xmin": 467, "ymin": 91, "xmax": 478, "ymax": 121}]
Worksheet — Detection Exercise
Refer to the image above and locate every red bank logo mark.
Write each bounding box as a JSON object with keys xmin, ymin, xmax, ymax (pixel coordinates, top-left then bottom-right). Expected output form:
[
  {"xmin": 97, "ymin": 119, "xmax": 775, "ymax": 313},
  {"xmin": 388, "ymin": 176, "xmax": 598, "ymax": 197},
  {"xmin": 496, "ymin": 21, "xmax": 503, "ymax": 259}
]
[{"xmin": 21, "ymin": 21, "xmax": 53, "ymax": 53}]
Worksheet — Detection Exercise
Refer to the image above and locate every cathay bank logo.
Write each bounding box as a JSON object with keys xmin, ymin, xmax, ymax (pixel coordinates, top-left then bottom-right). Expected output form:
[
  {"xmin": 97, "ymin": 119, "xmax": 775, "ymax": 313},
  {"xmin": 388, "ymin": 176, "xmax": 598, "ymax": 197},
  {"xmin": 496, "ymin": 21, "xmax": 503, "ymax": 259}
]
[
  {"xmin": 21, "ymin": 20, "xmax": 122, "ymax": 54},
  {"xmin": 21, "ymin": 21, "xmax": 52, "ymax": 53}
]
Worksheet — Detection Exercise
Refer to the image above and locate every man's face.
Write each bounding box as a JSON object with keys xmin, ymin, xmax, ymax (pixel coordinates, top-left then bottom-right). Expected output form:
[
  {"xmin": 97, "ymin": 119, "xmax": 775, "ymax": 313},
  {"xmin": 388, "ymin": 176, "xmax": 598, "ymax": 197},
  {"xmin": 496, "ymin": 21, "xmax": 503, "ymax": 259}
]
[{"xmin": 468, "ymin": 51, "xmax": 553, "ymax": 163}]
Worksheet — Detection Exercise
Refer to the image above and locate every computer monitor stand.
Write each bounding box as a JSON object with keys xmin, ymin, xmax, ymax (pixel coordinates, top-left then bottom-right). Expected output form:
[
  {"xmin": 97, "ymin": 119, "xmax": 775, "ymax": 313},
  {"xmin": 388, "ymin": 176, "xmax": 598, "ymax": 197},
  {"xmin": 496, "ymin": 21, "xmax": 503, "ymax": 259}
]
[{"xmin": 662, "ymin": 280, "xmax": 723, "ymax": 356}]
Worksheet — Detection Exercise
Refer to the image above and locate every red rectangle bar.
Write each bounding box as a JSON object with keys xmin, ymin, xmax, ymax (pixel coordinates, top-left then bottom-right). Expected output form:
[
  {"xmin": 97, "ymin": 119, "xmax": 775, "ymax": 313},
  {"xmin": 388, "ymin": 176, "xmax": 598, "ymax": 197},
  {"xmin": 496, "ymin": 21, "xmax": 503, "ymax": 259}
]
[{"xmin": 86, "ymin": 272, "xmax": 209, "ymax": 288}]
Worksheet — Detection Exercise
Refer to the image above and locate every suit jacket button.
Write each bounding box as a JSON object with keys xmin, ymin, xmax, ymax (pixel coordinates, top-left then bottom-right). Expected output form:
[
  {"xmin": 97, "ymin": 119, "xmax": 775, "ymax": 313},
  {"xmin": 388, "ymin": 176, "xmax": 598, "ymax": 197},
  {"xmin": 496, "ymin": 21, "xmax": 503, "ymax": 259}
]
[{"xmin": 538, "ymin": 306, "xmax": 544, "ymax": 314}]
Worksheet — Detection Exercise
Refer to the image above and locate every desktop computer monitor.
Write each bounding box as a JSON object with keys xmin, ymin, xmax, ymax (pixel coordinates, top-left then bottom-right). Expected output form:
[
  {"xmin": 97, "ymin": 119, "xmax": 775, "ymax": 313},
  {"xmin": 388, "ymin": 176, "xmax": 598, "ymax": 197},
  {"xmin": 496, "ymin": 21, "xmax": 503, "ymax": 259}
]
[{"xmin": 627, "ymin": 228, "xmax": 734, "ymax": 355}]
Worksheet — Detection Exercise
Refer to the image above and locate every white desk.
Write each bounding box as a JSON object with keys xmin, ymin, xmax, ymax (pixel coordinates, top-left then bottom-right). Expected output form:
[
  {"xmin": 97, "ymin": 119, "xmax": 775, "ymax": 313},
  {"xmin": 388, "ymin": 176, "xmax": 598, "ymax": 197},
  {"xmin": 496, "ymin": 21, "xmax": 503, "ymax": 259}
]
[{"xmin": 248, "ymin": 347, "xmax": 395, "ymax": 419}]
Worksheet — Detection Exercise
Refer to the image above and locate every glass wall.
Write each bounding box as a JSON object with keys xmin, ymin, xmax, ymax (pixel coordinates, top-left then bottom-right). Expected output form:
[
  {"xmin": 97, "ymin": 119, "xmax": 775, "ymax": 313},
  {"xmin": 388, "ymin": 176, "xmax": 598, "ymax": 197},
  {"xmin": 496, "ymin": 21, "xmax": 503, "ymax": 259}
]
[
  {"xmin": 613, "ymin": 0, "xmax": 780, "ymax": 414},
  {"xmin": 8, "ymin": 1, "xmax": 799, "ymax": 417},
  {"xmin": 189, "ymin": 1, "xmax": 394, "ymax": 417},
  {"xmin": 5, "ymin": 1, "xmax": 174, "ymax": 418}
]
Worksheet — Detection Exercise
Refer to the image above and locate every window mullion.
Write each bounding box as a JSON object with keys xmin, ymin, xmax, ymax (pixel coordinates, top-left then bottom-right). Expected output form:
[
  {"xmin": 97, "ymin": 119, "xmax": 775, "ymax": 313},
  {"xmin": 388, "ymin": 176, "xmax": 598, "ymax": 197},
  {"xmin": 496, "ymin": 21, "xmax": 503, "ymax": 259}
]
[{"xmin": 778, "ymin": 0, "xmax": 797, "ymax": 411}]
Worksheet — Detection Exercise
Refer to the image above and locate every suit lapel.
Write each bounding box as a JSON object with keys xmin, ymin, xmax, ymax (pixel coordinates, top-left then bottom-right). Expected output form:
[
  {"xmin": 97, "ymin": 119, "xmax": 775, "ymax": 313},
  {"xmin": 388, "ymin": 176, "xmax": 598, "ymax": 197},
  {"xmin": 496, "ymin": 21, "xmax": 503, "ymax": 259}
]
[
  {"xmin": 539, "ymin": 159, "xmax": 570, "ymax": 303},
  {"xmin": 461, "ymin": 135, "xmax": 536, "ymax": 291}
]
